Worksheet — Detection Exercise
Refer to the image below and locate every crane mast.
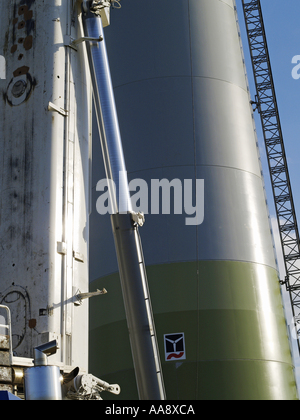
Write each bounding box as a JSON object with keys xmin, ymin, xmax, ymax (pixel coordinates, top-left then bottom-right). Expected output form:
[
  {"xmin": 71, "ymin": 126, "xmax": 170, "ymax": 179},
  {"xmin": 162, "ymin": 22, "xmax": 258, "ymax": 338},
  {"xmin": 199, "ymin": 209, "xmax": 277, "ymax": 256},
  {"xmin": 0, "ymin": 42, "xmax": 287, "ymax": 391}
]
[{"xmin": 242, "ymin": 0, "xmax": 300, "ymax": 354}]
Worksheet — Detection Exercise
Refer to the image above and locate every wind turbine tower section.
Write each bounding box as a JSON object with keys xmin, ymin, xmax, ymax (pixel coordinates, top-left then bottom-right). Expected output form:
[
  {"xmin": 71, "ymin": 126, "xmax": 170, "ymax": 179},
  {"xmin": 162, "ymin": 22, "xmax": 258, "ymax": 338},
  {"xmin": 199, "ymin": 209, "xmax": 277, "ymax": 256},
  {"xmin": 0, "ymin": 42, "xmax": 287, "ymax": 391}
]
[{"xmin": 89, "ymin": 0, "xmax": 298, "ymax": 399}]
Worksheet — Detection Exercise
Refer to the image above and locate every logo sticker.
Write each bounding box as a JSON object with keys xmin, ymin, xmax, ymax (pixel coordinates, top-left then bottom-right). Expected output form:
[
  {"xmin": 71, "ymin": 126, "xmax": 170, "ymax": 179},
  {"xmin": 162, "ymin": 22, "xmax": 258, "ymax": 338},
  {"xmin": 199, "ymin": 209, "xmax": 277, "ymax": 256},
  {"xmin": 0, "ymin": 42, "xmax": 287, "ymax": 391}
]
[{"xmin": 164, "ymin": 332, "xmax": 186, "ymax": 361}]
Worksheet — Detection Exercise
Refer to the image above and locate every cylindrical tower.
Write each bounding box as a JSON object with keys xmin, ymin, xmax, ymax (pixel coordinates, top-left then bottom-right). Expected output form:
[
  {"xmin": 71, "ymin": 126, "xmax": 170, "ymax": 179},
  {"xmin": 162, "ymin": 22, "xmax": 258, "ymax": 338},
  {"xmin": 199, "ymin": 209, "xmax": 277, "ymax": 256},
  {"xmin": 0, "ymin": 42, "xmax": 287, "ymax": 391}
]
[
  {"xmin": 0, "ymin": 1, "xmax": 91, "ymax": 372},
  {"xmin": 89, "ymin": 0, "xmax": 298, "ymax": 399}
]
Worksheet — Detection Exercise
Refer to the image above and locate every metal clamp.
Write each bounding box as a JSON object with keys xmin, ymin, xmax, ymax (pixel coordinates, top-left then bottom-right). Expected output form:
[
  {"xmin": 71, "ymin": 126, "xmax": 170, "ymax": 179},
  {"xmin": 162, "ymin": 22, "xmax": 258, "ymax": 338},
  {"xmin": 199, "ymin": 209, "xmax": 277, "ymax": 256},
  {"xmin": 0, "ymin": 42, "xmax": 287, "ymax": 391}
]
[
  {"xmin": 87, "ymin": 0, "xmax": 122, "ymax": 14},
  {"xmin": 250, "ymin": 94, "xmax": 261, "ymax": 113},
  {"xmin": 48, "ymin": 101, "xmax": 68, "ymax": 117},
  {"xmin": 131, "ymin": 211, "xmax": 145, "ymax": 227},
  {"xmin": 66, "ymin": 36, "xmax": 103, "ymax": 51},
  {"xmin": 91, "ymin": 0, "xmax": 111, "ymax": 10}
]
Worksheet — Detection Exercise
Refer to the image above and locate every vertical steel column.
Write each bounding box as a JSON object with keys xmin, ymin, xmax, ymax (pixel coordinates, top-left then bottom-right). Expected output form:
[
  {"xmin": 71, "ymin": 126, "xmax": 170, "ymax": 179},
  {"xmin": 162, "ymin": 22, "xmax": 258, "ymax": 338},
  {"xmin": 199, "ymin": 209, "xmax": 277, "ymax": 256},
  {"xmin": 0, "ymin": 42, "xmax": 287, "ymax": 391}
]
[{"xmin": 82, "ymin": 4, "xmax": 165, "ymax": 400}]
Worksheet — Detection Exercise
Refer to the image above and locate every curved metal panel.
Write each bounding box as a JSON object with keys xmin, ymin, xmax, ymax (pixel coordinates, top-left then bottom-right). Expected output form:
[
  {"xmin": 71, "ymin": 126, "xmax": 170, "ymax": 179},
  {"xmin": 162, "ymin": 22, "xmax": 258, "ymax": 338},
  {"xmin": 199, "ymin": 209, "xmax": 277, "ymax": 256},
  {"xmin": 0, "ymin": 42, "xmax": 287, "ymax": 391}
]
[
  {"xmin": 189, "ymin": 0, "xmax": 247, "ymax": 88},
  {"xmin": 89, "ymin": 0, "xmax": 297, "ymax": 399},
  {"xmin": 90, "ymin": 261, "xmax": 297, "ymax": 399},
  {"xmin": 113, "ymin": 78, "xmax": 260, "ymax": 175},
  {"xmin": 90, "ymin": 164, "xmax": 276, "ymax": 269}
]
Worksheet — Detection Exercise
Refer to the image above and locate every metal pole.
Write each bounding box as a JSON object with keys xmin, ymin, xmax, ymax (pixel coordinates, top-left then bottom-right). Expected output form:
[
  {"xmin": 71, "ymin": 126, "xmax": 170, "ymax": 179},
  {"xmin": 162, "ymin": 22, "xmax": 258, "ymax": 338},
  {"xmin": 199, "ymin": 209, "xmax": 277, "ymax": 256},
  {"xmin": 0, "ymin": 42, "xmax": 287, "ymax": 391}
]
[
  {"xmin": 24, "ymin": 340, "xmax": 62, "ymax": 400},
  {"xmin": 111, "ymin": 213, "xmax": 165, "ymax": 400},
  {"xmin": 82, "ymin": 4, "xmax": 165, "ymax": 400},
  {"xmin": 82, "ymin": 3, "xmax": 130, "ymax": 215}
]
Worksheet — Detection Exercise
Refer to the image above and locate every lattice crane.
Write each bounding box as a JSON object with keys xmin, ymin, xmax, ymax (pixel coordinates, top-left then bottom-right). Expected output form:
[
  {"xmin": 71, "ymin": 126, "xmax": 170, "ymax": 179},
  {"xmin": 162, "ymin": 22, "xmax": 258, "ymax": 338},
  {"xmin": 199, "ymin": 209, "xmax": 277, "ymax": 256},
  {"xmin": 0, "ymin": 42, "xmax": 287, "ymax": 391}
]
[{"xmin": 241, "ymin": 0, "xmax": 300, "ymax": 354}]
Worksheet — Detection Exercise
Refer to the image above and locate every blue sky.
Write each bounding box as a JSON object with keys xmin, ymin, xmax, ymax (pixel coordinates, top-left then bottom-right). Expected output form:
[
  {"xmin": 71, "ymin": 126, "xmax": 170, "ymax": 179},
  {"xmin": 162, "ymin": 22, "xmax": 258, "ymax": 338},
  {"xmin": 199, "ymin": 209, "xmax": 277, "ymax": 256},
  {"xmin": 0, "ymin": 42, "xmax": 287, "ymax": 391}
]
[{"xmin": 236, "ymin": 0, "xmax": 300, "ymax": 391}]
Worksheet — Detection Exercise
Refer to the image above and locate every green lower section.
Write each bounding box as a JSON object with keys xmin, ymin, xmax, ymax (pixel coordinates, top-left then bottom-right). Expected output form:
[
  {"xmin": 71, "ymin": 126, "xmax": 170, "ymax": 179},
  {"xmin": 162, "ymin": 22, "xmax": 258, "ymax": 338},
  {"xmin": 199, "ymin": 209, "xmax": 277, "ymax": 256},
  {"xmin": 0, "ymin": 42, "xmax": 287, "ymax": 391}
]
[{"xmin": 89, "ymin": 260, "xmax": 298, "ymax": 400}]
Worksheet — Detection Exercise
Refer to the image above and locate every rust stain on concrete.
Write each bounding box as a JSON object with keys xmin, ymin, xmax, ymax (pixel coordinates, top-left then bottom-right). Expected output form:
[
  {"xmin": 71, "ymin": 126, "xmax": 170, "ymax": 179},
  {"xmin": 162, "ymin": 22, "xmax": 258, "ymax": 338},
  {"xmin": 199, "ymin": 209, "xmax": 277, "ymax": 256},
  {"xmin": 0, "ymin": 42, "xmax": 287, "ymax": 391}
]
[{"xmin": 13, "ymin": 66, "xmax": 29, "ymax": 77}]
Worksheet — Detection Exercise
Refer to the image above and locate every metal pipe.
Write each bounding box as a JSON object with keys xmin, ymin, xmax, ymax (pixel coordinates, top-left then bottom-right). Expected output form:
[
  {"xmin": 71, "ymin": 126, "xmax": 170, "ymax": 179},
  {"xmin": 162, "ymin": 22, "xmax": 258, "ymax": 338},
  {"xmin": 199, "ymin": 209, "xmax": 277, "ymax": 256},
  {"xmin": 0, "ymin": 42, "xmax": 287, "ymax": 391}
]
[
  {"xmin": 82, "ymin": 5, "xmax": 131, "ymax": 214},
  {"xmin": 34, "ymin": 340, "xmax": 58, "ymax": 366},
  {"xmin": 24, "ymin": 366, "xmax": 62, "ymax": 400},
  {"xmin": 24, "ymin": 340, "xmax": 62, "ymax": 400},
  {"xmin": 82, "ymin": 4, "xmax": 165, "ymax": 399},
  {"xmin": 111, "ymin": 213, "xmax": 165, "ymax": 400}
]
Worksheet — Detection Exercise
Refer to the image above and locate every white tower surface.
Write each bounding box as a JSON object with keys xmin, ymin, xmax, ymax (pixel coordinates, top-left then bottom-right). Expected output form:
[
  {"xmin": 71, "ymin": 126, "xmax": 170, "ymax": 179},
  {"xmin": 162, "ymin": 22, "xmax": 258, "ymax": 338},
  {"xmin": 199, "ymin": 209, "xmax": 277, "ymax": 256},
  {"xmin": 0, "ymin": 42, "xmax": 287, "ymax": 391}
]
[{"xmin": 0, "ymin": 1, "xmax": 92, "ymax": 372}]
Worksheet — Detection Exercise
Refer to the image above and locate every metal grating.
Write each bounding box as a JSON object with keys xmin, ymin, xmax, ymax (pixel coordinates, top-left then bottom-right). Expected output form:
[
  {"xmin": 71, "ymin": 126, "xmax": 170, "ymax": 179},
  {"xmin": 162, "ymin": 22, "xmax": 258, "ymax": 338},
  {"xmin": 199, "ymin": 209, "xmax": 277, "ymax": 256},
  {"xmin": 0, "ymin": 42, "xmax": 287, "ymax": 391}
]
[{"xmin": 241, "ymin": 0, "xmax": 300, "ymax": 352}]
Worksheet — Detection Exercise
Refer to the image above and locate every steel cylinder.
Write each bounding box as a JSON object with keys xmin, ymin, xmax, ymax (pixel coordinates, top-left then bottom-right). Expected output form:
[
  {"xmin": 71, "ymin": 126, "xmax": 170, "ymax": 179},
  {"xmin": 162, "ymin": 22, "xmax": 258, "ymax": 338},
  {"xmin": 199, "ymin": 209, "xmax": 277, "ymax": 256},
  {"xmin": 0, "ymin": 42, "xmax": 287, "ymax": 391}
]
[
  {"xmin": 24, "ymin": 366, "xmax": 62, "ymax": 400},
  {"xmin": 89, "ymin": 0, "xmax": 298, "ymax": 399},
  {"xmin": 83, "ymin": 10, "xmax": 132, "ymax": 214},
  {"xmin": 0, "ymin": 1, "xmax": 91, "ymax": 371}
]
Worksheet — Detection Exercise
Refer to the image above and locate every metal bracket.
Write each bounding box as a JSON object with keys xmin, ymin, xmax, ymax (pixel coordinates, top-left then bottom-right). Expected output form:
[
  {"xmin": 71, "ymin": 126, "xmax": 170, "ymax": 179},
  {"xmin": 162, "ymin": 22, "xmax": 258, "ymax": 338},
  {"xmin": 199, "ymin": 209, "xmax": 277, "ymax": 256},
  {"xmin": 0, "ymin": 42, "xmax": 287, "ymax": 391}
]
[
  {"xmin": 57, "ymin": 241, "xmax": 67, "ymax": 255},
  {"xmin": 64, "ymin": 373, "xmax": 120, "ymax": 400},
  {"xmin": 250, "ymin": 94, "xmax": 261, "ymax": 114},
  {"xmin": 73, "ymin": 250, "xmax": 85, "ymax": 263},
  {"xmin": 48, "ymin": 102, "xmax": 68, "ymax": 117},
  {"xmin": 131, "ymin": 211, "xmax": 145, "ymax": 227},
  {"xmin": 73, "ymin": 288, "xmax": 107, "ymax": 306},
  {"xmin": 279, "ymin": 275, "xmax": 289, "ymax": 288},
  {"xmin": 66, "ymin": 35, "xmax": 103, "ymax": 51},
  {"xmin": 91, "ymin": 0, "xmax": 111, "ymax": 10},
  {"xmin": 89, "ymin": 1, "xmax": 121, "ymax": 15}
]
